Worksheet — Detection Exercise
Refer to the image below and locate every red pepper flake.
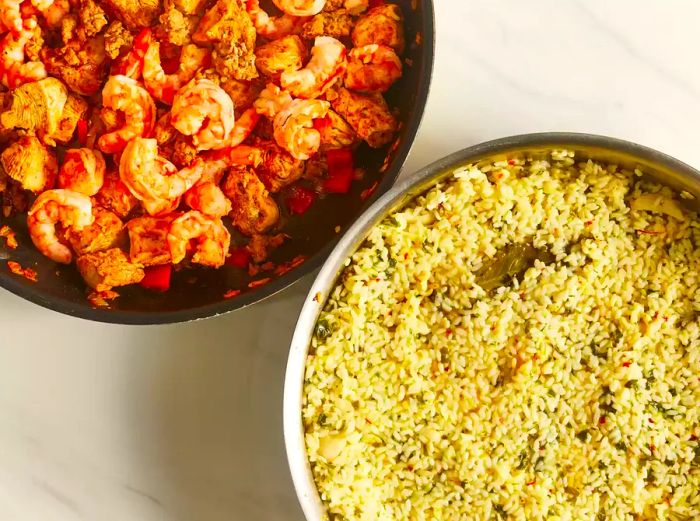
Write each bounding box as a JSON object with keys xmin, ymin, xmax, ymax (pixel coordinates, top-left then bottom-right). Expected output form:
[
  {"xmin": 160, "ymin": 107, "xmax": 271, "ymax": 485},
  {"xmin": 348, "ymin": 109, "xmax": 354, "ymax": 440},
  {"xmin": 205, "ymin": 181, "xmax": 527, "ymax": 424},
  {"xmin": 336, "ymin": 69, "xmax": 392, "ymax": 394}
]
[
  {"xmin": 584, "ymin": 220, "xmax": 593, "ymax": 227},
  {"xmin": 226, "ymin": 247, "xmax": 250, "ymax": 269},
  {"xmin": 445, "ymin": 328, "xmax": 452, "ymax": 336},
  {"xmin": 360, "ymin": 181, "xmax": 379, "ymax": 201},
  {"xmin": 648, "ymin": 418, "xmax": 655, "ymax": 424},
  {"xmin": 7, "ymin": 261, "xmax": 37, "ymax": 282},
  {"xmin": 636, "ymin": 229, "xmax": 665, "ymax": 236},
  {"xmin": 443, "ymin": 365, "xmax": 450, "ymax": 372},
  {"xmin": 650, "ymin": 444, "xmax": 656, "ymax": 452},
  {"xmin": 599, "ymin": 416, "xmax": 606, "ymax": 425},
  {"xmin": 0, "ymin": 225, "xmax": 18, "ymax": 249},
  {"xmin": 248, "ymin": 277, "xmax": 271, "ymax": 289},
  {"xmin": 365, "ymin": 417, "xmax": 373, "ymax": 425},
  {"xmin": 663, "ymin": 316, "xmax": 669, "ymax": 322},
  {"xmin": 285, "ymin": 185, "xmax": 316, "ymax": 215},
  {"xmin": 526, "ymin": 480, "xmax": 536, "ymax": 486},
  {"xmin": 406, "ymin": 464, "xmax": 414, "ymax": 471},
  {"xmin": 403, "ymin": 252, "xmax": 408, "ymax": 260},
  {"xmin": 223, "ymin": 289, "xmax": 241, "ymax": 299},
  {"xmin": 690, "ymin": 434, "xmax": 697, "ymax": 441},
  {"xmin": 140, "ymin": 264, "xmax": 172, "ymax": 292},
  {"xmin": 507, "ymin": 159, "xmax": 516, "ymax": 165},
  {"xmin": 622, "ymin": 361, "xmax": 631, "ymax": 368}
]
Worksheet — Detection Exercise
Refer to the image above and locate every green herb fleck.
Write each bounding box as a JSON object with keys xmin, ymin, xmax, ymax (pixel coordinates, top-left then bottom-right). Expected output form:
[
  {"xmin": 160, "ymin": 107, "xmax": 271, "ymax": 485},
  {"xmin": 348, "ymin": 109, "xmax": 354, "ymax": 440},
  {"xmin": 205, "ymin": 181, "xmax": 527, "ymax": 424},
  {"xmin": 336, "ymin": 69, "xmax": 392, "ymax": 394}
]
[
  {"xmin": 624, "ymin": 380, "xmax": 638, "ymax": 390},
  {"xmin": 517, "ymin": 451, "xmax": 528, "ymax": 469},
  {"xmin": 388, "ymin": 257, "xmax": 397, "ymax": 269},
  {"xmin": 534, "ymin": 456, "xmax": 545, "ymax": 472},
  {"xmin": 615, "ymin": 441, "xmax": 626, "ymax": 451},
  {"xmin": 493, "ymin": 504, "xmax": 506, "ymax": 518},
  {"xmin": 576, "ymin": 430, "xmax": 591, "ymax": 442},
  {"xmin": 318, "ymin": 413, "xmax": 327, "ymax": 425}
]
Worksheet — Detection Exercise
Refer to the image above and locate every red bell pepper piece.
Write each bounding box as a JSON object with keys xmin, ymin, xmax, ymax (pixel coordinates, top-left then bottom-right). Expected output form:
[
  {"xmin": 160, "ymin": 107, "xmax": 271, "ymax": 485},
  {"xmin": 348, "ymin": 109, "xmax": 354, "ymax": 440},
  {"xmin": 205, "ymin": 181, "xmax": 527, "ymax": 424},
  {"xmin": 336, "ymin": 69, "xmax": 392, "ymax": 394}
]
[
  {"xmin": 226, "ymin": 247, "xmax": 250, "ymax": 269},
  {"xmin": 324, "ymin": 148, "xmax": 355, "ymax": 194},
  {"xmin": 140, "ymin": 264, "xmax": 172, "ymax": 292},
  {"xmin": 286, "ymin": 186, "xmax": 316, "ymax": 215},
  {"xmin": 312, "ymin": 114, "xmax": 332, "ymax": 133},
  {"xmin": 76, "ymin": 118, "xmax": 88, "ymax": 146}
]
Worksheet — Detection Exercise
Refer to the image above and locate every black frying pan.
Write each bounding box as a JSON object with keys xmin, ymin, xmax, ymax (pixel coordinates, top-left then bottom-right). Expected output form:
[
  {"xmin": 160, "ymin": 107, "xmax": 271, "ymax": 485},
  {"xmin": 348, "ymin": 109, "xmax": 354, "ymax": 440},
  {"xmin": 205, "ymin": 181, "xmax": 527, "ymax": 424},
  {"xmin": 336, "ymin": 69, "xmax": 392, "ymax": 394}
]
[{"xmin": 0, "ymin": 1, "xmax": 435, "ymax": 324}]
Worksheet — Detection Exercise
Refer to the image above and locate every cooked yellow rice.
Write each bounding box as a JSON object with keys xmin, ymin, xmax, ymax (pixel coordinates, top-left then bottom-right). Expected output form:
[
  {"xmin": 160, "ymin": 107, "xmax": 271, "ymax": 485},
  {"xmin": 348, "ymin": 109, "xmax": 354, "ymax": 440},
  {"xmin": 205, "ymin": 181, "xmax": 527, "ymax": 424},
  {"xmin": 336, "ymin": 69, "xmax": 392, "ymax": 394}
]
[{"xmin": 302, "ymin": 150, "xmax": 700, "ymax": 521}]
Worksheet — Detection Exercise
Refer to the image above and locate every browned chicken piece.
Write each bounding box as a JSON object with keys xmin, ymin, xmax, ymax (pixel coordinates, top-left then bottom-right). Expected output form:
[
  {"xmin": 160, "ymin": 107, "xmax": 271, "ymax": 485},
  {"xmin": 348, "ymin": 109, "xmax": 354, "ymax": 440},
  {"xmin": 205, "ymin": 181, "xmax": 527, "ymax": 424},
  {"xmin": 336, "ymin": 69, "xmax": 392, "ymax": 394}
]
[
  {"xmin": 222, "ymin": 166, "xmax": 280, "ymax": 236},
  {"xmin": 256, "ymin": 140, "xmax": 305, "ymax": 193},
  {"xmin": 302, "ymin": 11, "xmax": 354, "ymax": 39},
  {"xmin": 126, "ymin": 214, "xmax": 179, "ymax": 266},
  {"xmin": 77, "ymin": 248, "xmax": 145, "ymax": 291},
  {"xmin": 154, "ymin": 112, "xmax": 176, "ymax": 146},
  {"xmin": 303, "ymin": 155, "xmax": 327, "ymax": 185},
  {"xmin": 42, "ymin": 36, "xmax": 108, "ymax": 96},
  {"xmin": 102, "ymin": 0, "xmax": 161, "ymax": 29},
  {"xmin": 66, "ymin": 206, "xmax": 127, "ymax": 255},
  {"xmin": 0, "ymin": 136, "xmax": 57, "ymax": 192},
  {"xmin": 322, "ymin": 0, "xmax": 345, "ymax": 11},
  {"xmin": 318, "ymin": 109, "xmax": 358, "ymax": 150},
  {"xmin": 172, "ymin": 136, "xmax": 199, "ymax": 167},
  {"xmin": 329, "ymin": 87, "xmax": 397, "ymax": 148},
  {"xmin": 24, "ymin": 23, "xmax": 44, "ymax": 62},
  {"xmin": 103, "ymin": 21, "xmax": 133, "ymax": 59},
  {"xmin": 255, "ymin": 36, "xmax": 305, "ymax": 79},
  {"xmin": 352, "ymin": 4, "xmax": 405, "ymax": 54},
  {"xmin": 0, "ymin": 78, "xmax": 67, "ymax": 146},
  {"xmin": 94, "ymin": 171, "xmax": 138, "ymax": 219},
  {"xmin": 193, "ymin": 0, "xmax": 258, "ymax": 81},
  {"xmin": 246, "ymin": 233, "xmax": 287, "ymax": 263},
  {"xmin": 53, "ymin": 95, "xmax": 89, "ymax": 144},
  {"xmin": 78, "ymin": 0, "xmax": 108, "ymax": 37},
  {"xmin": 1, "ymin": 182, "xmax": 29, "ymax": 218},
  {"xmin": 167, "ymin": 0, "xmax": 208, "ymax": 15},
  {"xmin": 158, "ymin": 5, "xmax": 197, "ymax": 46},
  {"xmin": 220, "ymin": 77, "xmax": 264, "ymax": 116}
]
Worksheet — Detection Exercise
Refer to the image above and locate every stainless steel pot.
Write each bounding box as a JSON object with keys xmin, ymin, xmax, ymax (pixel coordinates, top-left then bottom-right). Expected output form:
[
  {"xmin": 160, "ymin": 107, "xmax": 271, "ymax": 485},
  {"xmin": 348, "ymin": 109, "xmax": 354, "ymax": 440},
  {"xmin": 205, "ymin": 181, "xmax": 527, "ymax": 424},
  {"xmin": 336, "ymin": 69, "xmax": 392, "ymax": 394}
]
[{"xmin": 283, "ymin": 132, "xmax": 700, "ymax": 521}]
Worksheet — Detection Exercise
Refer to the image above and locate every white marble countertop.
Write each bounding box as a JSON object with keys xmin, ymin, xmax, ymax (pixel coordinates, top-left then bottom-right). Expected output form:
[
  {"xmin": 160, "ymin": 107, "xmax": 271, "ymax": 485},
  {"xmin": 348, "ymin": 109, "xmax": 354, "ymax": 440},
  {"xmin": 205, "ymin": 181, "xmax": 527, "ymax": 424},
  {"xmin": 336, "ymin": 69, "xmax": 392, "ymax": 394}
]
[{"xmin": 2, "ymin": 1, "xmax": 700, "ymax": 519}]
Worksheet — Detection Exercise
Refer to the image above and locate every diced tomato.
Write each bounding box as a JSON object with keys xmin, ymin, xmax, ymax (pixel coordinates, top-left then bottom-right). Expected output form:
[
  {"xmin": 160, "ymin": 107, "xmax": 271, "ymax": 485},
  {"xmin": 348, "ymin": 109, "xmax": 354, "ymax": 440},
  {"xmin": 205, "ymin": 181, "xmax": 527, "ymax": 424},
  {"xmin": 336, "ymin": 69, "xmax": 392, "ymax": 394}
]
[
  {"xmin": 286, "ymin": 186, "xmax": 316, "ymax": 215},
  {"xmin": 76, "ymin": 118, "xmax": 88, "ymax": 146},
  {"xmin": 325, "ymin": 148, "xmax": 355, "ymax": 194},
  {"xmin": 226, "ymin": 247, "xmax": 250, "ymax": 269},
  {"xmin": 140, "ymin": 264, "xmax": 172, "ymax": 292}
]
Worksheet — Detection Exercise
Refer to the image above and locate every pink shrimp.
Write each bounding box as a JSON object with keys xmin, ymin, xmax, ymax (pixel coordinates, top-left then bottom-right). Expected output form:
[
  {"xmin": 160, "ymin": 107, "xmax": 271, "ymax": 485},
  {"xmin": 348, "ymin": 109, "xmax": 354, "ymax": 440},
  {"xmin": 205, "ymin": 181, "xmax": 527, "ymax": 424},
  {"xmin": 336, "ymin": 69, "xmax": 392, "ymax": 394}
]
[
  {"xmin": 280, "ymin": 36, "xmax": 347, "ymax": 99},
  {"xmin": 245, "ymin": 0, "xmax": 308, "ymax": 40},
  {"xmin": 57, "ymin": 148, "xmax": 106, "ymax": 196},
  {"xmin": 111, "ymin": 28, "xmax": 152, "ymax": 80},
  {"xmin": 272, "ymin": 0, "xmax": 326, "ymax": 16},
  {"xmin": 167, "ymin": 210, "xmax": 231, "ymax": 268},
  {"xmin": 0, "ymin": 26, "xmax": 47, "ymax": 89},
  {"xmin": 171, "ymin": 79, "xmax": 235, "ymax": 151},
  {"xmin": 1, "ymin": 0, "xmax": 24, "ymax": 34},
  {"xmin": 143, "ymin": 42, "xmax": 210, "ymax": 105},
  {"xmin": 27, "ymin": 189, "xmax": 93, "ymax": 264},
  {"xmin": 119, "ymin": 137, "xmax": 203, "ymax": 208},
  {"xmin": 273, "ymin": 98, "xmax": 330, "ymax": 160},
  {"xmin": 345, "ymin": 44, "xmax": 402, "ymax": 93},
  {"xmin": 184, "ymin": 182, "xmax": 231, "ymax": 218},
  {"xmin": 97, "ymin": 75, "xmax": 156, "ymax": 154},
  {"xmin": 228, "ymin": 107, "xmax": 261, "ymax": 147},
  {"xmin": 253, "ymin": 83, "xmax": 293, "ymax": 119}
]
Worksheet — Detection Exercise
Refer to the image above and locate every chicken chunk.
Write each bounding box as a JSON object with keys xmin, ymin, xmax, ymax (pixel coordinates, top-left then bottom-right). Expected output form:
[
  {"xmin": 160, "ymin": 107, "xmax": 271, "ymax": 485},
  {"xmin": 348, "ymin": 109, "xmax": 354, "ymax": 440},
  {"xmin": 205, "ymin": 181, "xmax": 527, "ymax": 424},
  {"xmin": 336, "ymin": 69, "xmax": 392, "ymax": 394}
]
[
  {"xmin": 103, "ymin": 21, "xmax": 133, "ymax": 60},
  {"xmin": 158, "ymin": 5, "xmax": 197, "ymax": 46},
  {"xmin": 220, "ymin": 77, "xmax": 264, "ymax": 115},
  {"xmin": 0, "ymin": 136, "xmax": 57, "ymax": 192},
  {"xmin": 94, "ymin": 171, "xmax": 139, "ymax": 219},
  {"xmin": 302, "ymin": 11, "xmax": 354, "ymax": 39},
  {"xmin": 66, "ymin": 206, "xmax": 127, "ymax": 255},
  {"xmin": 53, "ymin": 94, "xmax": 89, "ymax": 144},
  {"xmin": 168, "ymin": 0, "xmax": 208, "ymax": 15},
  {"xmin": 42, "ymin": 36, "xmax": 108, "ymax": 96},
  {"xmin": 126, "ymin": 214, "xmax": 178, "ymax": 266},
  {"xmin": 318, "ymin": 109, "xmax": 358, "ymax": 150},
  {"xmin": 77, "ymin": 248, "xmax": 145, "ymax": 291},
  {"xmin": 329, "ymin": 87, "xmax": 397, "ymax": 148},
  {"xmin": 352, "ymin": 4, "xmax": 405, "ymax": 54},
  {"xmin": 255, "ymin": 36, "xmax": 306, "ymax": 79},
  {"xmin": 0, "ymin": 78, "xmax": 67, "ymax": 146},
  {"xmin": 193, "ymin": 0, "xmax": 258, "ymax": 81},
  {"xmin": 256, "ymin": 140, "xmax": 305, "ymax": 193},
  {"xmin": 246, "ymin": 233, "xmax": 286, "ymax": 263},
  {"xmin": 78, "ymin": 0, "xmax": 108, "ymax": 37},
  {"xmin": 222, "ymin": 167, "xmax": 280, "ymax": 236},
  {"xmin": 102, "ymin": 0, "xmax": 161, "ymax": 29}
]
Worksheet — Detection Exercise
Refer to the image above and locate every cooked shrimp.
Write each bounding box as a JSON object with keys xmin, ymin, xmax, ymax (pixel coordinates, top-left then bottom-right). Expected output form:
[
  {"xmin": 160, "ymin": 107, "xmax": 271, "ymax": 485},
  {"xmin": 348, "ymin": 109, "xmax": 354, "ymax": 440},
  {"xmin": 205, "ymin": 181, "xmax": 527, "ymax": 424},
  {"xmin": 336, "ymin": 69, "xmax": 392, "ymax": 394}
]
[
  {"xmin": 253, "ymin": 83, "xmax": 293, "ymax": 119},
  {"xmin": 171, "ymin": 78, "xmax": 235, "ymax": 151},
  {"xmin": 184, "ymin": 182, "xmax": 232, "ymax": 218},
  {"xmin": 57, "ymin": 148, "xmax": 106, "ymax": 196},
  {"xmin": 245, "ymin": 0, "xmax": 308, "ymax": 40},
  {"xmin": 352, "ymin": 3, "xmax": 405, "ymax": 54},
  {"xmin": 280, "ymin": 36, "xmax": 346, "ymax": 99},
  {"xmin": 119, "ymin": 137, "xmax": 203, "ymax": 204},
  {"xmin": 167, "ymin": 210, "xmax": 231, "ymax": 267},
  {"xmin": 345, "ymin": 44, "xmax": 402, "ymax": 93},
  {"xmin": 0, "ymin": 0, "xmax": 24, "ymax": 34},
  {"xmin": 38, "ymin": 0, "xmax": 70, "ymax": 28},
  {"xmin": 272, "ymin": 0, "xmax": 326, "ymax": 17},
  {"xmin": 227, "ymin": 107, "xmax": 260, "ymax": 147},
  {"xmin": 27, "ymin": 189, "xmax": 93, "ymax": 264},
  {"xmin": 0, "ymin": 26, "xmax": 47, "ymax": 89},
  {"xmin": 273, "ymin": 98, "xmax": 330, "ymax": 160},
  {"xmin": 111, "ymin": 28, "xmax": 152, "ymax": 80},
  {"xmin": 97, "ymin": 75, "xmax": 156, "ymax": 154},
  {"xmin": 143, "ymin": 42, "xmax": 210, "ymax": 104},
  {"xmin": 141, "ymin": 193, "xmax": 181, "ymax": 217}
]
